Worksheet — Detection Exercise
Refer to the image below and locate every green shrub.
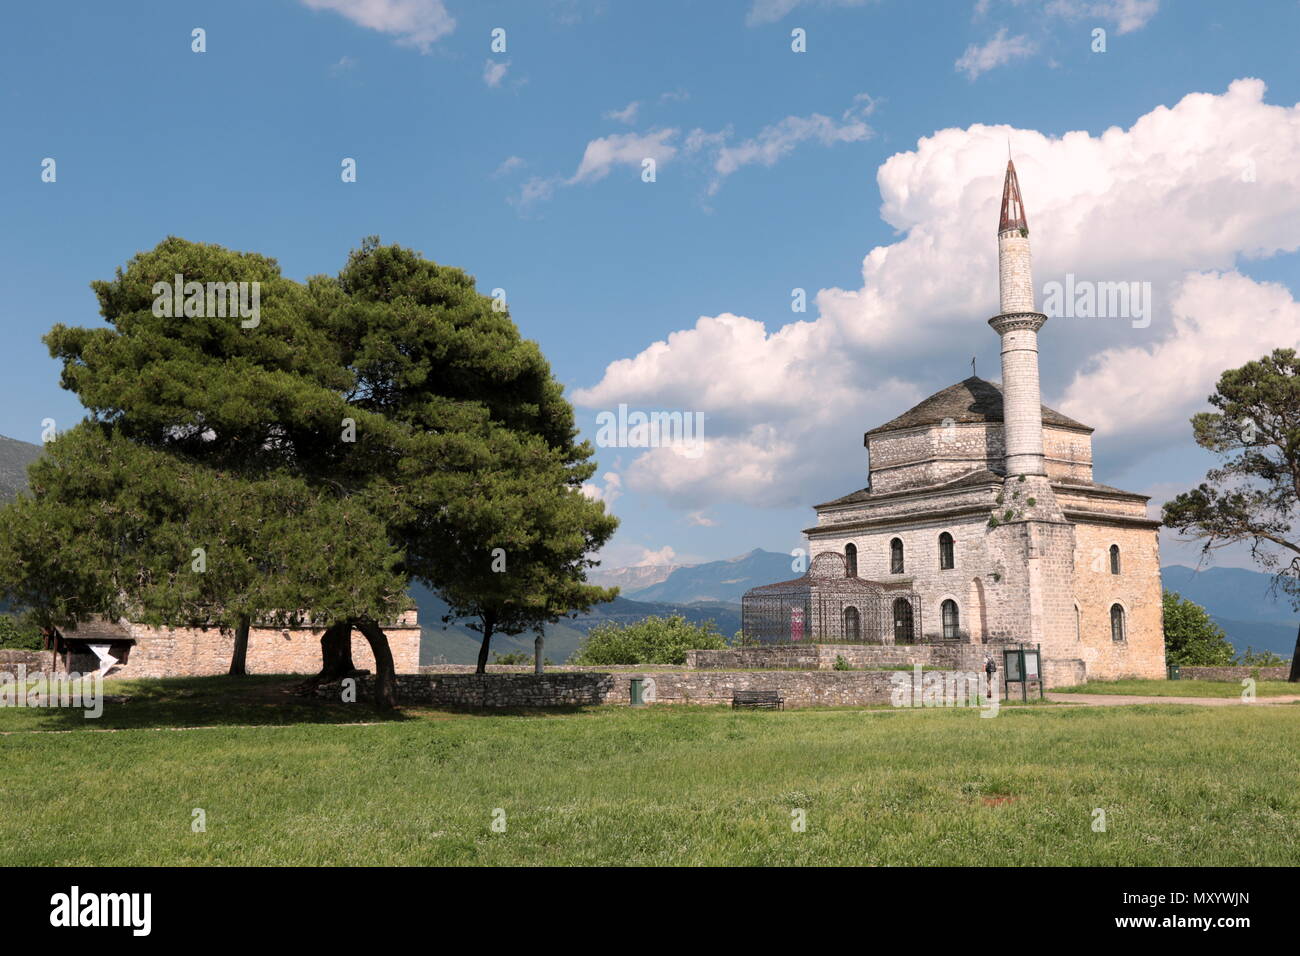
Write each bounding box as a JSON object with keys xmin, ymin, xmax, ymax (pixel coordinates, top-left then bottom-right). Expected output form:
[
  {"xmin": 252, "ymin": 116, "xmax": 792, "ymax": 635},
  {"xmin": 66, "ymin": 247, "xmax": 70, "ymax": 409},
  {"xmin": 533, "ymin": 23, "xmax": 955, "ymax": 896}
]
[
  {"xmin": 490, "ymin": 651, "xmax": 554, "ymax": 666},
  {"xmin": 1163, "ymin": 591, "xmax": 1235, "ymax": 666},
  {"xmin": 833, "ymin": 654, "xmax": 851, "ymax": 671},
  {"xmin": 570, "ymin": 615, "xmax": 726, "ymax": 666},
  {"xmin": 0, "ymin": 614, "xmax": 43, "ymax": 650},
  {"xmin": 1237, "ymin": 646, "xmax": 1287, "ymax": 667}
]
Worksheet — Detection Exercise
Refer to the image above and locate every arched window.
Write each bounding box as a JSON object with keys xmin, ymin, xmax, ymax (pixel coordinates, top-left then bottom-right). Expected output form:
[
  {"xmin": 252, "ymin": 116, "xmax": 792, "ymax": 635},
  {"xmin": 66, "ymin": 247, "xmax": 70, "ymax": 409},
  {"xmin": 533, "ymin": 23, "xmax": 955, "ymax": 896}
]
[
  {"xmin": 844, "ymin": 543, "xmax": 858, "ymax": 577},
  {"xmin": 843, "ymin": 606, "xmax": 861, "ymax": 642},
  {"xmin": 1110, "ymin": 603, "xmax": 1126, "ymax": 642},
  {"xmin": 938, "ymin": 532, "xmax": 955, "ymax": 570},
  {"xmin": 892, "ymin": 598, "xmax": 914, "ymax": 644},
  {"xmin": 890, "ymin": 538, "xmax": 904, "ymax": 574},
  {"xmin": 941, "ymin": 599, "xmax": 959, "ymax": 640},
  {"xmin": 1109, "ymin": 544, "xmax": 1121, "ymax": 575}
]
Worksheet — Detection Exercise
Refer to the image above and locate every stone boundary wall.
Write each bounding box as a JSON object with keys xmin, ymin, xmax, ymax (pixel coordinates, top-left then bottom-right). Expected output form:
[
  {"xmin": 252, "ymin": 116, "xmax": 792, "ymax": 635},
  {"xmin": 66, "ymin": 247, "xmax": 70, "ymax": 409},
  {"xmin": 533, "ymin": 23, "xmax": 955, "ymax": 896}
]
[
  {"xmin": 319, "ymin": 669, "xmax": 956, "ymax": 709},
  {"xmin": 417, "ymin": 663, "xmax": 683, "ymax": 674},
  {"xmin": 689, "ymin": 643, "xmax": 993, "ymax": 672},
  {"xmin": 80, "ymin": 620, "xmax": 420, "ymax": 680},
  {"xmin": 0, "ymin": 649, "xmax": 53, "ymax": 673},
  {"xmin": 1179, "ymin": 665, "xmax": 1291, "ymax": 682},
  {"xmin": 688, "ymin": 644, "xmax": 1088, "ymax": 688}
]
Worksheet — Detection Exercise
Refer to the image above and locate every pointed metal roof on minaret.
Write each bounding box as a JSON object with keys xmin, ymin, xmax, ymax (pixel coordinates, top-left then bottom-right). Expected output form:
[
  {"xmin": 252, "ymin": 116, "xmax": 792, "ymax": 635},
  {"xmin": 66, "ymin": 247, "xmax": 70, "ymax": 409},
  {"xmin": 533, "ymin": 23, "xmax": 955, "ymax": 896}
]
[{"xmin": 998, "ymin": 158, "xmax": 1028, "ymax": 235}]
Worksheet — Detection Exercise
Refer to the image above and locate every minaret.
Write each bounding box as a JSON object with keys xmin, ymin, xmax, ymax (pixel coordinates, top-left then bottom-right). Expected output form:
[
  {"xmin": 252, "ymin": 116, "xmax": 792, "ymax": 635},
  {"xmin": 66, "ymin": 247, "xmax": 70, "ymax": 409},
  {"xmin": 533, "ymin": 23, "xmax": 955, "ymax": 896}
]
[{"xmin": 988, "ymin": 159, "xmax": 1047, "ymax": 477}]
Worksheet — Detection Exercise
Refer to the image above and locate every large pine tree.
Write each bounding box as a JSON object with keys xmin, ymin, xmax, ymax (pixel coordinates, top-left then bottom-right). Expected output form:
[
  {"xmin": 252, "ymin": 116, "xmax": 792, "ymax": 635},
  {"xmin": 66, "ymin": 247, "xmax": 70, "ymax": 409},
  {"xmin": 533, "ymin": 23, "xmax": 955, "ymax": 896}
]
[{"xmin": 0, "ymin": 237, "xmax": 616, "ymax": 705}]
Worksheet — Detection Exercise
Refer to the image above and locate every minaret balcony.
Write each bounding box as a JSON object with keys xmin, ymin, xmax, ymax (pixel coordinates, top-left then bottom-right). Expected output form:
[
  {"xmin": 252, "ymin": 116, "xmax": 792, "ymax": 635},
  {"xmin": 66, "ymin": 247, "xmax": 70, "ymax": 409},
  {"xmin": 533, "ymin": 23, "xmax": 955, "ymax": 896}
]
[{"xmin": 988, "ymin": 311, "xmax": 1047, "ymax": 334}]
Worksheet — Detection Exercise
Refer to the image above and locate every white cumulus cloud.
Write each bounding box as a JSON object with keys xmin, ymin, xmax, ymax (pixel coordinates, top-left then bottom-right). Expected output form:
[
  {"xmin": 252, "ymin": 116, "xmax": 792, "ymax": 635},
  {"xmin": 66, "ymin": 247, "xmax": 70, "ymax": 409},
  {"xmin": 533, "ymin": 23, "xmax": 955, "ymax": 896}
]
[
  {"xmin": 299, "ymin": 0, "xmax": 455, "ymax": 53},
  {"xmin": 701, "ymin": 94, "xmax": 876, "ymax": 194},
  {"xmin": 576, "ymin": 78, "xmax": 1300, "ymax": 510},
  {"xmin": 955, "ymin": 28, "xmax": 1036, "ymax": 80},
  {"xmin": 1044, "ymin": 0, "xmax": 1160, "ymax": 34},
  {"xmin": 569, "ymin": 129, "xmax": 679, "ymax": 184},
  {"xmin": 483, "ymin": 59, "xmax": 510, "ymax": 88},
  {"xmin": 746, "ymin": 0, "xmax": 874, "ymax": 26},
  {"xmin": 604, "ymin": 101, "xmax": 641, "ymax": 124}
]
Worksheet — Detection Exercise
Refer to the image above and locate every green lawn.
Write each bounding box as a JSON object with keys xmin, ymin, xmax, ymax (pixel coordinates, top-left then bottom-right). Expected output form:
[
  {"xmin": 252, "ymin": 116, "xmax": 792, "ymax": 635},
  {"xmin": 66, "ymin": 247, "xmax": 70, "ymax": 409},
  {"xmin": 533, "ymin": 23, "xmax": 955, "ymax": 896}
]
[
  {"xmin": 1053, "ymin": 678, "xmax": 1300, "ymax": 698},
  {"xmin": 1, "ymin": 676, "xmax": 1297, "ymax": 866}
]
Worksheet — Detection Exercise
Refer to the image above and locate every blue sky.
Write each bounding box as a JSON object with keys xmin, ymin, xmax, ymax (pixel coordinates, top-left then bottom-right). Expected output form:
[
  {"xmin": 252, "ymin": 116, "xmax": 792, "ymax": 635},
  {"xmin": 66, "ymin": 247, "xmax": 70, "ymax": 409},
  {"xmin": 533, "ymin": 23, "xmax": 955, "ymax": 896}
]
[{"xmin": 2, "ymin": 0, "xmax": 1298, "ymax": 572}]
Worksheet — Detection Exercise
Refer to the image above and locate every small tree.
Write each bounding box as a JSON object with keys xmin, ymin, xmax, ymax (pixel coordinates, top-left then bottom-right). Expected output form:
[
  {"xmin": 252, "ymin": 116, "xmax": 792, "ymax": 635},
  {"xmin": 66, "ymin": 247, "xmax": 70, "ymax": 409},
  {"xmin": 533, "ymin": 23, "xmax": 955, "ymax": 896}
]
[
  {"xmin": 1162, "ymin": 591, "xmax": 1235, "ymax": 666},
  {"xmin": 571, "ymin": 615, "xmax": 727, "ymax": 666},
  {"xmin": 1163, "ymin": 349, "xmax": 1300, "ymax": 680}
]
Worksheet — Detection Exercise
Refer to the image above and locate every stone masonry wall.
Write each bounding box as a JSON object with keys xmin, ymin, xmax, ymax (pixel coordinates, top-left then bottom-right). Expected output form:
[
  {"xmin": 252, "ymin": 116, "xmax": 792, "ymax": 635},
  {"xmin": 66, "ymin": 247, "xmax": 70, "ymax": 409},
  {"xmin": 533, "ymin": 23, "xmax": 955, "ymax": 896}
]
[
  {"xmin": 66, "ymin": 614, "xmax": 422, "ymax": 679},
  {"xmin": 1071, "ymin": 520, "xmax": 1165, "ymax": 680},
  {"xmin": 689, "ymin": 643, "xmax": 992, "ymax": 672},
  {"xmin": 811, "ymin": 512, "xmax": 993, "ymax": 642},
  {"xmin": 1179, "ymin": 665, "xmax": 1290, "ymax": 682},
  {"xmin": 868, "ymin": 425, "xmax": 1003, "ymax": 494},
  {"xmin": 0, "ymin": 649, "xmax": 53, "ymax": 674},
  {"xmin": 867, "ymin": 423, "xmax": 1092, "ymax": 496},
  {"xmin": 319, "ymin": 669, "xmax": 932, "ymax": 709},
  {"xmin": 689, "ymin": 643, "xmax": 1085, "ymax": 688},
  {"xmin": 1043, "ymin": 426, "xmax": 1092, "ymax": 482}
]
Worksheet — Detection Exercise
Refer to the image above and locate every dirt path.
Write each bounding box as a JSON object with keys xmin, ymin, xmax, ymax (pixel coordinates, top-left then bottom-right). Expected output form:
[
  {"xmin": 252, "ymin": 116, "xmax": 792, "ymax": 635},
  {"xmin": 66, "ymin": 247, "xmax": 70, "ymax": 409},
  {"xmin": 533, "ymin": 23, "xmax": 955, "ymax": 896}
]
[{"xmin": 1046, "ymin": 692, "xmax": 1300, "ymax": 707}]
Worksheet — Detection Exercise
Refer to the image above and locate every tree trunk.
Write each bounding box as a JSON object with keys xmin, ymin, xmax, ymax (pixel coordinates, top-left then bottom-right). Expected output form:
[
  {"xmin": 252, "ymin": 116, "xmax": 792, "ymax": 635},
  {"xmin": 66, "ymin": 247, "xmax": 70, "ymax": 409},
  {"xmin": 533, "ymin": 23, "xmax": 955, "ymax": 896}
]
[
  {"xmin": 355, "ymin": 618, "xmax": 398, "ymax": 711},
  {"xmin": 534, "ymin": 634, "xmax": 544, "ymax": 675},
  {"xmin": 228, "ymin": 614, "xmax": 251, "ymax": 676},
  {"xmin": 475, "ymin": 612, "xmax": 497, "ymax": 675},
  {"xmin": 1289, "ymin": 622, "xmax": 1300, "ymax": 683},
  {"xmin": 320, "ymin": 620, "xmax": 356, "ymax": 680},
  {"xmin": 297, "ymin": 620, "xmax": 356, "ymax": 692}
]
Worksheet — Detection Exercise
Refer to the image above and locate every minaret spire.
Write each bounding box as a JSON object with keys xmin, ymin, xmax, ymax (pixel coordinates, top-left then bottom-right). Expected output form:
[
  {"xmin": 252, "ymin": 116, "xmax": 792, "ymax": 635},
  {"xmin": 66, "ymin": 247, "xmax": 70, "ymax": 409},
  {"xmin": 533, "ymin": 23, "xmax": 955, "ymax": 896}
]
[
  {"xmin": 989, "ymin": 158, "xmax": 1048, "ymax": 476},
  {"xmin": 998, "ymin": 158, "xmax": 1028, "ymax": 235}
]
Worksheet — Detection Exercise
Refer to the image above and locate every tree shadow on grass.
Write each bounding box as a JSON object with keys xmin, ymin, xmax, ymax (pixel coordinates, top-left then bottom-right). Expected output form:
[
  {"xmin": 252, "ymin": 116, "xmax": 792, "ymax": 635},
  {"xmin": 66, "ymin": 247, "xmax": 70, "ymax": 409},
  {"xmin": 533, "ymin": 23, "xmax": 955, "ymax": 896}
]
[{"xmin": 0, "ymin": 674, "xmax": 414, "ymax": 732}]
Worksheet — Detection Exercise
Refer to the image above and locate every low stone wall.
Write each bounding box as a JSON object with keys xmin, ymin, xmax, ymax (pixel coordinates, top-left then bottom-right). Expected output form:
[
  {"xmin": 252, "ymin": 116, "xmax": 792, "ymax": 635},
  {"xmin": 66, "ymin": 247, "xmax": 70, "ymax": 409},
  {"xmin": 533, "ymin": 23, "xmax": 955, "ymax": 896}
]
[
  {"xmin": 64, "ymin": 617, "xmax": 421, "ymax": 679},
  {"xmin": 417, "ymin": 663, "xmax": 682, "ymax": 674},
  {"xmin": 689, "ymin": 643, "xmax": 993, "ymax": 672},
  {"xmin": 1179, "ymin": 665, "xmax": 1291, "ymax": 682},
  {"xmin": 319, "ymin": 669, "xmax": 934, "ymax": 709},
  {"xmin": 688, "ymin": 644, "xmax": 1088, "ymax": 688},
  {"xmin": 0, "ymin": 649, "xmax": 53, "ymax": 674}
]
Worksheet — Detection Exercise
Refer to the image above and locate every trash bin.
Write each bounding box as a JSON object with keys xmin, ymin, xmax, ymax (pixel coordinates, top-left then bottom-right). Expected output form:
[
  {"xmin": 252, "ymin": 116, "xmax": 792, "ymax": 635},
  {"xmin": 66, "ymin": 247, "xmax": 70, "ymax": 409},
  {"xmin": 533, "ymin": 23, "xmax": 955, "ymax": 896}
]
[
  {"xmin": 630, "ymin": 678, "xmax": 646, "ymax": 707},
  {"xmin": 1167, "ymin": 664, "xmax": 1181, "ymax": 680}
]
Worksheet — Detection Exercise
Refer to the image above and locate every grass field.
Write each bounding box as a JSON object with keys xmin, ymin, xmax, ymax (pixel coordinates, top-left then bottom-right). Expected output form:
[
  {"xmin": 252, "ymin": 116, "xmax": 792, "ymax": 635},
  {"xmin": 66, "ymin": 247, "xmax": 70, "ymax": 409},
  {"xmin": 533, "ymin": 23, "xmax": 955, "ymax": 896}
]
[
  {"xmin": 1, "ymin": 676, "xmax": 1297, "ymax": 866},
  {"xmin": 1053, "ymin": 679, "xmax": 1300, "ymax": 698}
]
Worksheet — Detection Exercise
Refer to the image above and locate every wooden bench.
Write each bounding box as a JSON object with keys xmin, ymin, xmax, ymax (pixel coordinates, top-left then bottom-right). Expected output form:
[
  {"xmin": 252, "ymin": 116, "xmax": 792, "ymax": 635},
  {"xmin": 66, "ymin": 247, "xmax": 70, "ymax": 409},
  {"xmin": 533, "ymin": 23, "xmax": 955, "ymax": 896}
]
[{"xmin": 732, "ymin": 689, "xmax": 785, "ymax": 710}]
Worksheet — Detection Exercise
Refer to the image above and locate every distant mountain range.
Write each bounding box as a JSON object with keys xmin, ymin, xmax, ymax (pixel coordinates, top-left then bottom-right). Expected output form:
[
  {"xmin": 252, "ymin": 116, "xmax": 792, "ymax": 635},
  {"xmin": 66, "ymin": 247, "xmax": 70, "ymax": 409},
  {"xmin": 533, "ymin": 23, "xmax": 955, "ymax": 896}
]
[
  {"xmin": 414, "ymin": 582, "xmax": 742, "ymax": 666},
  {"xmin": 412, "ymin": 552, "xmax": 1297, "ymax": 665},
  {"xmin": 586, "ymin": 561, "xmax": 682, "ymax": 593},
  {"xmin": 624, "ymin": 548, "xmax": 796, "ymax": 603},
  {"xmin": 414, "ymin": 549, "xmax": 794, "ymax": 665},
  {"xmin": 0, "ymin": 435, "xmax": 41, "ymax": 502},
  {"xmin": 1162, "ymin": 564, "xmax": 1298, "ymax": 657}
]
